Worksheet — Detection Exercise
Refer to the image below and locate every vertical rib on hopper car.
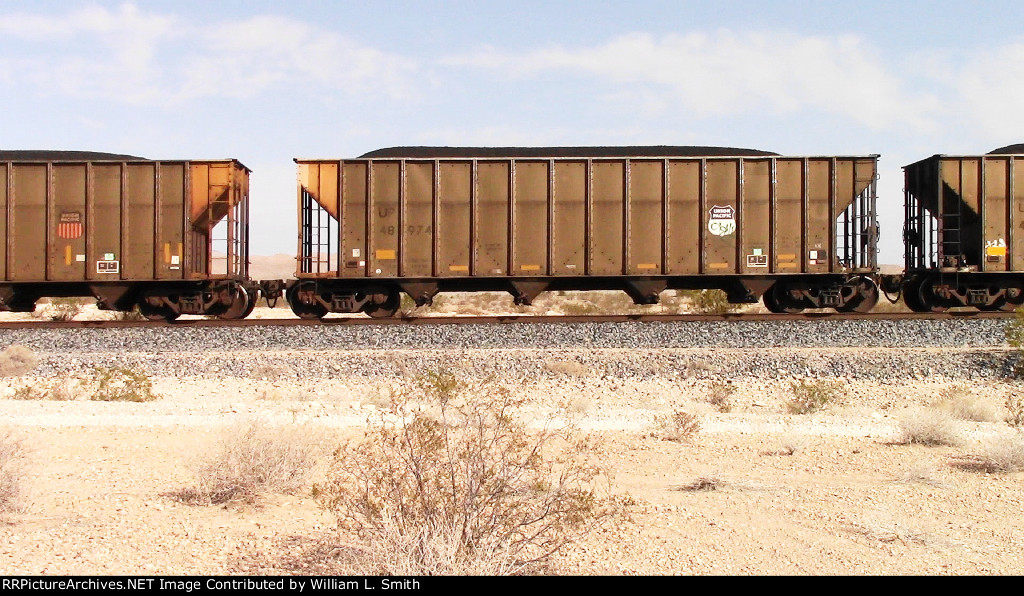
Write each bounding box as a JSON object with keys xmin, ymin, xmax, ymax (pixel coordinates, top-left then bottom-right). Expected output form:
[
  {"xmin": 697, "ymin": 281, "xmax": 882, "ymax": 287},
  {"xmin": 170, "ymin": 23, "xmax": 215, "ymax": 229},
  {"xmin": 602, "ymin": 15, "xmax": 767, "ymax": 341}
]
[
  {"xmin": 0, "ymin": 152, "xmax": 257, "ymax": 320},
  {"xmin": 289, "ymin": 147, "xmax": 880, "ymax": 318},
  {"xmin": 903, "ymin": 147, "xmax": 1024, "ymax": 312}
]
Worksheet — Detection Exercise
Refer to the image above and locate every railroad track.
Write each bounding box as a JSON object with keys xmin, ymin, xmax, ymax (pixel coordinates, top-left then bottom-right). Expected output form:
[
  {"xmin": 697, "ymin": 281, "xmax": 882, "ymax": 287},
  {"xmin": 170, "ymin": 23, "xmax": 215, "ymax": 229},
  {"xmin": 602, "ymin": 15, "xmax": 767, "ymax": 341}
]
[{"xmin": 0, "ymin": 309, "xmax": 1015, "ymax": 329}]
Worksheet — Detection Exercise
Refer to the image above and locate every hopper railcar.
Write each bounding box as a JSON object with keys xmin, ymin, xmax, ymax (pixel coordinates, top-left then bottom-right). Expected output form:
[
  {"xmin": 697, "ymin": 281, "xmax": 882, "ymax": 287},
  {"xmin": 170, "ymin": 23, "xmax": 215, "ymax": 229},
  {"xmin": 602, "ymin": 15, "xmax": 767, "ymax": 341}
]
[
  {"xmin": 286, "ymin": 146, "xmax": 881, "ymax": 319},
  {"xmin": 0, "ymin": 151, "xmax": 259, "ymax": 320},
  {"xmin": 902, "ymin": 144, "xmax": 1024, "ymax": 312}
]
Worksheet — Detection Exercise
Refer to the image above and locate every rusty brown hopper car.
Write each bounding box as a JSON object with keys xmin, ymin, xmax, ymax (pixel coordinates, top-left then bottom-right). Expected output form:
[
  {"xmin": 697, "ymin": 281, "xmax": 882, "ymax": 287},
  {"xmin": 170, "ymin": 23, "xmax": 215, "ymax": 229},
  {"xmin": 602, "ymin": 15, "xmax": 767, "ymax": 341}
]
[
  {"xmin": 0, "ymin": 151, "xmax": 257, "ymax": 320},
  {"xmin": 903, "ymin": 146, "xmax": 1024, "ymax": 312},
  {"xmin": 289, "ymin": 147, "xmax": 879, "ymax": 318}
]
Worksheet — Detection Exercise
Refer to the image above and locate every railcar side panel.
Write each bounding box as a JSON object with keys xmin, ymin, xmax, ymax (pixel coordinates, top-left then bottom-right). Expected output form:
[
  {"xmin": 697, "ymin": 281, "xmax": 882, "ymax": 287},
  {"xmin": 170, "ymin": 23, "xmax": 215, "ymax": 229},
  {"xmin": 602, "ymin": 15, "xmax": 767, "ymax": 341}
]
[
  {"xmin": 124, "ymin": 164, "xmax": 155, "ymax": 280},
  {"xmin": 740, "ymin": 159, "xmax": 770, "ymax": 275},
  {"xmin": 474, "ymin": 161, "xmax": 509, "ymax": 276},
  {"xmin": 984, "ymin": 158, "xmax": 1008, "ymax": 272},
  {"xmin": 370, "ymin": 161, "xmax": 400, "ymax": 278},
  {"xmin": 552, "ymin": 161, "xmax": 586, "ymax": 276},
  {"xmin": 403, "ymin": 161, "xmax": 434, "ymax": 277},
  {"xmin": 512, "ymin": 161, "xmax": 549, "ymax": 276},
  {"xmin": 806, "ymin": 159, "xmax": 831, "ymax": 274},
  {"xmin": 10, "ymin": 165, "xmax": 47, "ymax": 281},
  {"xmin": 49, "ymin": 164, "xmax": 87, "ymax": 282},
  {"xmin": 590, "ymin": 161, "xmax": 624, "ymax": 275},
  {"xmin": 341, "ymin": 162, "xmax": 367, "ymax": 279},
  {"xmin": 89, "ymin": 164, "xmax": 123, "ymax": 281},
  {"xmin": 157, "ymin": 163, "xmax": 185, "ymax": 280},
  {"xmin": 1014, "ymin": 157, "xmax": 1024, "ymax": 271},
  {"xmin": 703, "ymin": 160, "xmax": 738, "ymax": 274},
  {"xmin": 774, "ymin": 159, "xmax": 802, "ymax": 273},
  {"xmin": 665, "ymin": 160, "xmax": 701, "ymax": 274},
  {"xmin": 437, "ymin": 161, "xmax": 471, "ymax": 277},
  {"xmin": 627, "ymin": 160, "xmax": 663, "ymax": 274},
  {"xmin": 0, "ymin": 165, "xmax": 6, "ymax": 280}
]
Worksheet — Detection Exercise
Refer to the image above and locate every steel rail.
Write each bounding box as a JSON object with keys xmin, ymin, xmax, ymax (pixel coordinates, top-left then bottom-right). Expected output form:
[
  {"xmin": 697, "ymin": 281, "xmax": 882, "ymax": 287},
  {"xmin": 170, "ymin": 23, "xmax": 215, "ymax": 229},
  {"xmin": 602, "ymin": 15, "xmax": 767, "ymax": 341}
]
[{"xmin": 0, "ymin": 310, "xmax": 1014, "ymax": 330}]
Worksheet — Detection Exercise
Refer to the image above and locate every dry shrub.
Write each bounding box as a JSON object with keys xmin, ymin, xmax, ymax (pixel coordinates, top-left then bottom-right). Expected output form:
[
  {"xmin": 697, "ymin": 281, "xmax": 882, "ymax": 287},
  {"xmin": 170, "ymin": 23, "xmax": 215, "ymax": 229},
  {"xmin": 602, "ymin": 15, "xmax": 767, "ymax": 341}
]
[
  {"xmin": 6, "ymin": 367, "xmax": 153, "ymax": 402},
  {"xmin": 972, "ymin": 433, "xmax": 1024, "ymax": 473},
  {"xmin": 933, "ymin": 385, "xmax": 998, "ymax": 422},
  {"xmin": 684, "ymin": 290, "xmax": 733, "ymax": 314},
  {"xmin": 655, "ymin": 409, "xmax": 701, "ymax": 442},
  {"xmin": 707, "ymin": 381, "xmax": 735, "ymax": 413},
  {"xmin": 786, "ymin": 378, "xmax": 843, "ymax": 414},
  {"xmin": 898, "ymin": 407, "xmax": 960, "ymax": 446},
  {"xmin": 0, "ymin": 430, "xmax": 27, "ymax": 513},
  {"xmin": 0, "ymin": 346, "xmax": 38, "ymax": 377},
  {"xmin": 89, "ymin": 366, "xmax": 157, "ymax": 402},
  {"xmin": 46, "ymin": 297, "xmax": 86, "ymax": 321},
  {"xmin": 543, "ymin": 360, "xmax": 591, "ymax": 378},
  {"xmin": 175, "ymin": 422, "xmax": 321, "ymax": 505},
  {"xmin": 1006, "ymin": 393, "xmax": 1024, "ymax": 429},
  {"xmin": 113, "ymin": 307, "xmax": 147, "ymax": 321},
  {"xmin": 10, "ymin": 379, "xmax": 77, "ymax": 401},
  {"xmin": 674, "ymin": 476, "xmax": 723, "ymax": 492},
  {"xmin": 317, "ymin": 370, "xmax": 621, "ymax": 576},
  {"xmin": 855, "ymin": 511, "xmax": 926, "ymax": 544}
]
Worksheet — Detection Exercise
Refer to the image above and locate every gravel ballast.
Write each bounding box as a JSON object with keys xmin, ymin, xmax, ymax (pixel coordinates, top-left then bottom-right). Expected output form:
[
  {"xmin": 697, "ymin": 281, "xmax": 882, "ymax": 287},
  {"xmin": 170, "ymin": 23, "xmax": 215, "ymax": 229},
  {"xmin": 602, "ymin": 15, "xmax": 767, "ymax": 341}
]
[{"xmin": 1, "ymin": 319, "xmax": 1016, "ymax": 381}]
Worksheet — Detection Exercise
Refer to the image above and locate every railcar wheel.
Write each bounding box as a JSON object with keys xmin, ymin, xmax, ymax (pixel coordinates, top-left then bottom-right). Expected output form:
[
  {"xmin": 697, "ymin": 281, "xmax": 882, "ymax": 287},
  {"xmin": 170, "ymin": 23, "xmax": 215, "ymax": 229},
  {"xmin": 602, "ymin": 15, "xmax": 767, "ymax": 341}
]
[
  {"xmin": 763, "ymin": 283, "xmax": 803, "ymax": 314},
  {"xmin": 138, "ymin": 301, "xmax": 180, "ymax": 322},
  {"xmin": 917, "ymin": 281, "xmax": 949, "ymax": 313},
  {"xmin": 901, "ymin": 280, "xmax": 927, "ymax": 312},
  {"xmin": 365, "ymin": 289, "xmax": 400, "ymax": 319},
  {"xmin": 217, "ymin": 285, "xmax": 253, "ymax": 320},
  {"xmin": 999, "ymin": 287, "xmax": 1024, "ymax": 312},
  {"xmin": 838, "ymin": 277, "xmax": 879, "ymax": 313},
  {"xmin": 286, "ymin": 284, "xmax": 327, "ymax": 320}
]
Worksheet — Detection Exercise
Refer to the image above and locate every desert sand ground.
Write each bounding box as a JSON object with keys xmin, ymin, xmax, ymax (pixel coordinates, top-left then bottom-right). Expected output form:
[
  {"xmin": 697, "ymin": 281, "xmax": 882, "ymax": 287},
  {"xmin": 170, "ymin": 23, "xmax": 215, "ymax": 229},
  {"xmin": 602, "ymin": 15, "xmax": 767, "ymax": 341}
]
[{"xmin": 1, "ymin": 352, "xmax": 1022, "ymax": 575}]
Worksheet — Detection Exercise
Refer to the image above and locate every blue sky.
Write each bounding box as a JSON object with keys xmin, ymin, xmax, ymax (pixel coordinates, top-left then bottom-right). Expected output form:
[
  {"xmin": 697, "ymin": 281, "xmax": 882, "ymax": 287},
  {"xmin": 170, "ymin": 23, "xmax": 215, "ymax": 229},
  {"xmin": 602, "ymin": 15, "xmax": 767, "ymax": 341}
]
[{"xmin": 2, "ymin": 1, "xmax": 1023, "ymax": 264}]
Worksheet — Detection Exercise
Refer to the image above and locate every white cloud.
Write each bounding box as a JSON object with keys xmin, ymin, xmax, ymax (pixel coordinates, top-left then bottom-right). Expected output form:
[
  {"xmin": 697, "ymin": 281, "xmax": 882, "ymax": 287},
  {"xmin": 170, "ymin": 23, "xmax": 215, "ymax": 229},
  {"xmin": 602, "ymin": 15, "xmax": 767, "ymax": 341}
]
[
  {"xmin": 447, "ymin": 30, "xmax": 939, "ymax": 132},
  {"xmin": 0, "ymin": 3, "xmax": 418, "ymax": 105},
  {"xmin": 940, "ymin": 41, "xmax": 1024, "ymax": 144}
]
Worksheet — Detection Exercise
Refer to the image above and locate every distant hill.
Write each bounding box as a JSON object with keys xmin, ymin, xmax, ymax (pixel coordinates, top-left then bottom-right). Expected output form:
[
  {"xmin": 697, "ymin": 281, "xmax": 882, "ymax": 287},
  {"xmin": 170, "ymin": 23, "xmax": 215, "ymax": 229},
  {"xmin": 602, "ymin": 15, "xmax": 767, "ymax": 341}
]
[{"xmin": 248, "ymin": 254, "xmax": 295, "ymax": 280}]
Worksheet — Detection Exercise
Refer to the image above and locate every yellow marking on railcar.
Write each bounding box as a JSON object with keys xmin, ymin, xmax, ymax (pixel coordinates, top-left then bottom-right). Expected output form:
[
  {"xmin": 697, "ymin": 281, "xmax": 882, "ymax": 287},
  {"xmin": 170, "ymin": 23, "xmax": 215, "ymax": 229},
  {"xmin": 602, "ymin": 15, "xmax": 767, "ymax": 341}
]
[
  {"xmin": 376, "ymin": 249, "xmax": 396, "ymax": 260},
  {"xmin": 777, "ymin": 253, "xmax": 796, "ymax": 260},
  {"xmin": 449, "ymin": 265, "xmax": 469, "ymax": 272},
  {"xmin": 636, "ymin": 263, "xmax": 658, "ymax": 270},
  {"xmin": 777, "ymin": 263, "xmax": 797, "ymax": 268},
  {"xmin": 520, "ymin": 264, "xmax": 541, "ymax": 271},
  {"xmin": 65, "ymin": 245, "xmax": 72, "ymax": 266},
  {"xmin": 708, "ymin": 263, "xmax": 730, "ymax": 269},
  {"xmin": 164, "ymin": 243, "xmax": 171, "ymax": 264}
]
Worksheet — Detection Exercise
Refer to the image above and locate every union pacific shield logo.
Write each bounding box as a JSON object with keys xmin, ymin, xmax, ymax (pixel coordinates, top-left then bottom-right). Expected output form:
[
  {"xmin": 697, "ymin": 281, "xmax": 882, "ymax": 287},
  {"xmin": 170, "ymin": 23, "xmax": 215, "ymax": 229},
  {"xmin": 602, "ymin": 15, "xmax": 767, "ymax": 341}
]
[
  {"xmin": 58, "ymin": 211, "xmax": 83, "ymax": 239},
  {"xmin": 708, "ymin": 205, "xmax": 736, "ymax": 237}
]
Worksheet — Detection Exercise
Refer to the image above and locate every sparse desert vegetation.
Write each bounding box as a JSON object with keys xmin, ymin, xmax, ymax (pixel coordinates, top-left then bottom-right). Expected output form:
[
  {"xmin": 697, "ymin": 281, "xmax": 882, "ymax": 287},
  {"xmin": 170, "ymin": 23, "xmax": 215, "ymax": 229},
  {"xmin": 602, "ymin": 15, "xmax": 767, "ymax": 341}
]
[
  {"xmin": 897, "ymin": 407, "xmax": 960, "ymax": 446},
  {"xmin": 785, "ymin": 378, "xmax": 844, "ymax": 414},
  {"xmin": 1, "ymin": 341, "xmax": 1024, "ymax": 574},
  {"xmin": 315, "ymin": 371, "xmax": 620, "ymax": 575},
  {"xmin": 173, "ymin": 422, "xmax": 322, "ymax": 506},
  {"xmin": 0, "ymin": 430, "xmax": 26, "ymax": 513}
]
